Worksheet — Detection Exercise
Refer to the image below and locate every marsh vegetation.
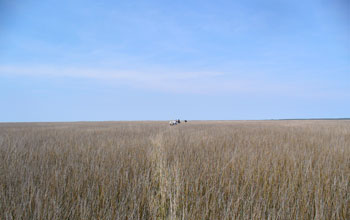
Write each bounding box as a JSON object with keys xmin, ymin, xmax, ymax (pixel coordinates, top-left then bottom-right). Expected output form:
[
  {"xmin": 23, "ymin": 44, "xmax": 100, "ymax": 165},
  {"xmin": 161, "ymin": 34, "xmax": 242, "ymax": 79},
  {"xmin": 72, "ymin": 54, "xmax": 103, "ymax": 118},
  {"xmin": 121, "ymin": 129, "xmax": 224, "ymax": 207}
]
[{"xmin": 0, "ymin": 121, "xmax": 349, "ymax": 219}]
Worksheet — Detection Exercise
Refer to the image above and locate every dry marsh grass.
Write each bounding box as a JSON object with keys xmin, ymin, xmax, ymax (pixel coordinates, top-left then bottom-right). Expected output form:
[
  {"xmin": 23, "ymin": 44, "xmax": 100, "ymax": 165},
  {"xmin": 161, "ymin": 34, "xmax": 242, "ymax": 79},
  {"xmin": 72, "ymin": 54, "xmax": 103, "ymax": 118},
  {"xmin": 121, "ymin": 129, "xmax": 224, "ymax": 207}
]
[{"xmin": 0, "ymin": 120, "xmax": 349, "ymax": 219}]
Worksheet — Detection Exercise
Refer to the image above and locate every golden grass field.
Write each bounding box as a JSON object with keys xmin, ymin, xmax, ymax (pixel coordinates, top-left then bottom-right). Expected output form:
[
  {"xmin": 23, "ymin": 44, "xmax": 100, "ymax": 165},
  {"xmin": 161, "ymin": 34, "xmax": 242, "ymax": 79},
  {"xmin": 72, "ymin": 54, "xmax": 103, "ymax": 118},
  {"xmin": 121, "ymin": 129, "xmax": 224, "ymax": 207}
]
[{"xmin": 0, "ymin": 120, "xmax": 349, "ymax": 219}]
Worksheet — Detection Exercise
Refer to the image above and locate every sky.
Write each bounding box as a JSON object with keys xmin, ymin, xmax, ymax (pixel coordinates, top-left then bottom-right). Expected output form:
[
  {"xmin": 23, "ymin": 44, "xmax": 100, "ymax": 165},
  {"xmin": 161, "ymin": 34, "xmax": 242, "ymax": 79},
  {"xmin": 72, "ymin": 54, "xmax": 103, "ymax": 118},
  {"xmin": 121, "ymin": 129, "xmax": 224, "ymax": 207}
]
[{"xmin": 0, "ymin": 0, "xmax": 349, "ymax": 121}]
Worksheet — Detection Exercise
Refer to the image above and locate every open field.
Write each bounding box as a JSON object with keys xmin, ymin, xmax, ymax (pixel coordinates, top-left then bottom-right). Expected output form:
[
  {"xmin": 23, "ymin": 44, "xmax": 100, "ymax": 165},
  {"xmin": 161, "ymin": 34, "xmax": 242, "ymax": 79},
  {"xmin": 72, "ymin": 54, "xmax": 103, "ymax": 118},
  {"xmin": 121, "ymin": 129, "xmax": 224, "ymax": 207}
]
[{"xmin": 0, "ymin": 120, "xmax": 349, "ymax": 219}]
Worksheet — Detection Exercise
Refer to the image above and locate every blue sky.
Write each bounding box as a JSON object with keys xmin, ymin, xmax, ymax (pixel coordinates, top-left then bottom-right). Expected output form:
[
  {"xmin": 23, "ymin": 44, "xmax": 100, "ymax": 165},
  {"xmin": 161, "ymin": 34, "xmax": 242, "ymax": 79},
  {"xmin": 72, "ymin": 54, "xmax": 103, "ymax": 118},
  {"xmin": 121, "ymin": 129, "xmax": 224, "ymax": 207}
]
[{"xmin": 0, "ymin": 0, "xmax": 349, "ymax": 121}]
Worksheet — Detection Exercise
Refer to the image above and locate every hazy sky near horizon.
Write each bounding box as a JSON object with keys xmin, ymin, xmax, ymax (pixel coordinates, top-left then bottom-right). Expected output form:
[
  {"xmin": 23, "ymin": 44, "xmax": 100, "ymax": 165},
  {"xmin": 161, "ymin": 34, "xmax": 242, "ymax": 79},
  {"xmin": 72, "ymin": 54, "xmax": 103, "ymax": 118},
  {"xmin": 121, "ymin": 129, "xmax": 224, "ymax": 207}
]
[{"xmin": 0, "ymin": 0, "xmax": 349, "ymax": 121}]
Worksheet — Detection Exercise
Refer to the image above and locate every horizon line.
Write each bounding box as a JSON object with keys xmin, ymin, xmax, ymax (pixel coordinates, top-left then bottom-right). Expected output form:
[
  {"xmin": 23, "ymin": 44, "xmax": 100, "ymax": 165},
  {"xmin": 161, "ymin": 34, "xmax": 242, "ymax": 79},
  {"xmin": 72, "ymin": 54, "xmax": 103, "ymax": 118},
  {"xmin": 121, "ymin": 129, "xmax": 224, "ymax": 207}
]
[{"xmin": 1, "ymin": 118, "xmax": 350, "ymax": 123}]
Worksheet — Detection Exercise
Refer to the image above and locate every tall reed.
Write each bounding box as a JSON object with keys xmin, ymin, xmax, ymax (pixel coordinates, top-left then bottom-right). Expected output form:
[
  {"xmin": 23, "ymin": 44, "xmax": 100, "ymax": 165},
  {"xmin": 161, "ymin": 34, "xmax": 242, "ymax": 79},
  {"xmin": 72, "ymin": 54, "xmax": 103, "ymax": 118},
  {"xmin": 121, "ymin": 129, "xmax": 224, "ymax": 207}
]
[{"xmin": 0, "ymin": 121, "xmax": 349, "ymax": 219}]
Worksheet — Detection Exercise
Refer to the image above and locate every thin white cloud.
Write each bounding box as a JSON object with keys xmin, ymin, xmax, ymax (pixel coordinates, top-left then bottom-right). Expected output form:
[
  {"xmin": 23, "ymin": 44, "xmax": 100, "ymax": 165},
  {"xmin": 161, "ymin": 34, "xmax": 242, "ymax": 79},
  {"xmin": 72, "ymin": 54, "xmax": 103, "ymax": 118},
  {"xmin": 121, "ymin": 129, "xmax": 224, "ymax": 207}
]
[
  {"xmin": 0, "ymin": 64, "xmax": 348, "ymax": 98},
  {"xmin": 0, "ymin": 65, "xmax": 222, "ymax": 81},
  {"xmin": 0, "ymin": 65, "xmax": 259, "ymax": 93}
]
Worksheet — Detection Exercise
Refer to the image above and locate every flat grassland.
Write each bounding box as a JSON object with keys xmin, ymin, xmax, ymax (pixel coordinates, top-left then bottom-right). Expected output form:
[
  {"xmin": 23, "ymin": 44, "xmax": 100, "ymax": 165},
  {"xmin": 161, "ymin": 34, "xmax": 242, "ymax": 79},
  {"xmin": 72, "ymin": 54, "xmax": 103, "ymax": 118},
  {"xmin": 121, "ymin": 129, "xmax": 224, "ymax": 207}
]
[{"xmin": 0, "ymin": 121, "xmax": 349, "ymax": 219}]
